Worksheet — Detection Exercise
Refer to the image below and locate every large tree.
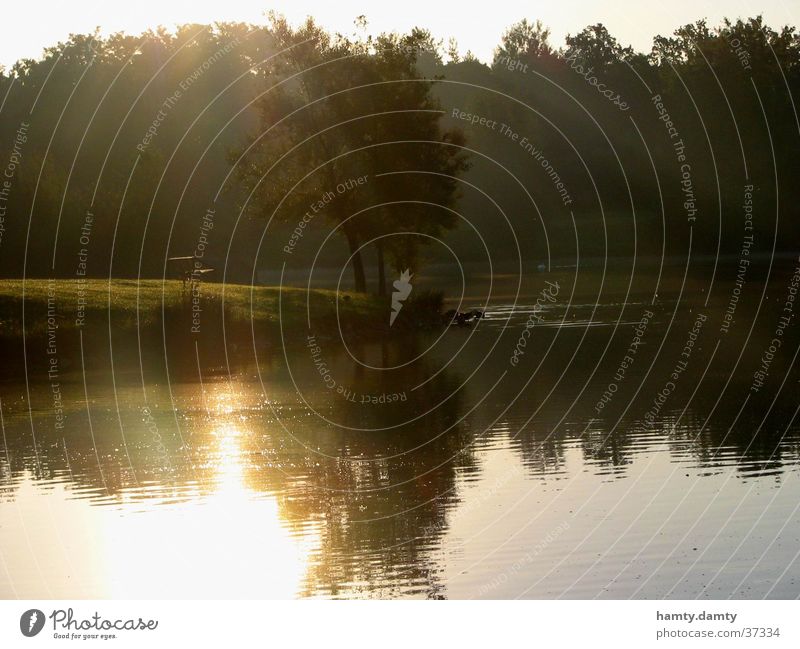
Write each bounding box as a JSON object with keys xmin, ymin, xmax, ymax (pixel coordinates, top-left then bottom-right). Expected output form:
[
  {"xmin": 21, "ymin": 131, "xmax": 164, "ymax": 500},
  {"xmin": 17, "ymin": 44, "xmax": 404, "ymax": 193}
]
[{"xmin": 232, "ymin": 16, "xmax": 469, "ymax": 293}]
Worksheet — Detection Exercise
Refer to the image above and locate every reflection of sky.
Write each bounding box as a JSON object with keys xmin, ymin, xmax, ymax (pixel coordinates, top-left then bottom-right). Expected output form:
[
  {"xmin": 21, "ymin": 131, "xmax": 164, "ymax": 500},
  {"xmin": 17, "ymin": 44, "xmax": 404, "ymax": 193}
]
[
  {"xmin": 0, "ymin": 418, "xmax": 320, "ymax": 598},
  {"xmin": 1, "ymin": 1, "xmax": 796, "ymax": 68},
  {"xmin": 441, "ymin": 440, "xmax": 800, "ymax": 599}
]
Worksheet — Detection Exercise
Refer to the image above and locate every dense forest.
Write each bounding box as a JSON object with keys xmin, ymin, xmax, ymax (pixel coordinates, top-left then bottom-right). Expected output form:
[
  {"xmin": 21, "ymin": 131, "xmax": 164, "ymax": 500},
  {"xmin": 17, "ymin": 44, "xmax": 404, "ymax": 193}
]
[{"xmin": 0, "ymin": 15, "xmax": 797, "ymax": 288}]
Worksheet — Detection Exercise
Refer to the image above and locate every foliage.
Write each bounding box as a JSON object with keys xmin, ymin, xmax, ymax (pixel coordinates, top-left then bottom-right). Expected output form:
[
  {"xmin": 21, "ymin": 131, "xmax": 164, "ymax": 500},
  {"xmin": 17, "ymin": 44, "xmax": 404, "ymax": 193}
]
[{"xmin": 0, "ymin": 14, "xmax": 797, "ymax": 286}]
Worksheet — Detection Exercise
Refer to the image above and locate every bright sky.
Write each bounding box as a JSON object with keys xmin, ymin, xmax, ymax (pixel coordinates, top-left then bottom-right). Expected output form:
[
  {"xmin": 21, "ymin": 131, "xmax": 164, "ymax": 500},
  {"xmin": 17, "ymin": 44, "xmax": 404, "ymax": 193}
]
[{"xmin": 1, "ymin": 0, "xmax": 796, "ymax": 68}]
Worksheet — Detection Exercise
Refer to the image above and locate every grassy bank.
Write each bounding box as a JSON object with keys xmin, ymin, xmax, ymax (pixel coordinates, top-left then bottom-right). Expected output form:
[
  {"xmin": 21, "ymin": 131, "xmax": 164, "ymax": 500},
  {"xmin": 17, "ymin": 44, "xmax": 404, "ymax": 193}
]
[{"xmin": 0, "ymin": 279, "xmax": 386, "ymax": 340}]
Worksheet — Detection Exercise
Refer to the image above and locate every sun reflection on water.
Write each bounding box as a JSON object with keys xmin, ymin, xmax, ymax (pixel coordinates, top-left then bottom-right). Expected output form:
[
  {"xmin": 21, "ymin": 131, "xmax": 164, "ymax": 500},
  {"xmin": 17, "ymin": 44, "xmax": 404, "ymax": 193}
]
[
  {"xmin": 0, "ymin": 418, "xmax": 320, "ymax": 599},
  {"xmin": 105, "ymin": 420, "xmax": 319, "ymax": 598}
]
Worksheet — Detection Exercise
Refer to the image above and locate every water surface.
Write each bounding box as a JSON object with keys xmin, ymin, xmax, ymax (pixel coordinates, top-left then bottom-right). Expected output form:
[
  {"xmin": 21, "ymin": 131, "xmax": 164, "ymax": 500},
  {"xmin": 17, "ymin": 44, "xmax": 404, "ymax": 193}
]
[{"xmin": 2, "ymin": 269, "xmax": 800, "ymax": 599}]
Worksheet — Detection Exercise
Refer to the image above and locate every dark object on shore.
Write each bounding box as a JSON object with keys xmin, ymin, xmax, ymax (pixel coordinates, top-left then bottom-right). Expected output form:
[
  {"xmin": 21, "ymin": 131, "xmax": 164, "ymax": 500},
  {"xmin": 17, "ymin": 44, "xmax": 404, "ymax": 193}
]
[
  {"xmin": 168, "ymin": 256, "xmax": 216, "ymax": 290},
  {"xmin": 443, "ymin": 309, "xmax": 484, "ymax": 326},
  {"xmin": 388, "ymin": 289, "xmax": 446, "ymax": 330}
]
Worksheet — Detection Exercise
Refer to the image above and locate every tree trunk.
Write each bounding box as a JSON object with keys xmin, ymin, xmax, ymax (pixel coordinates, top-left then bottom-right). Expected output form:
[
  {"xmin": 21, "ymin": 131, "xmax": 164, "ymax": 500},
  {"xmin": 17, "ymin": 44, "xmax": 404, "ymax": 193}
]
[
  {"xmin": 376, "ymin": 243, "xmax": 387, "ymax": 297},
  {"xmin": 344, "ymin": 229, "xmax": 367, "ymax": 293}
]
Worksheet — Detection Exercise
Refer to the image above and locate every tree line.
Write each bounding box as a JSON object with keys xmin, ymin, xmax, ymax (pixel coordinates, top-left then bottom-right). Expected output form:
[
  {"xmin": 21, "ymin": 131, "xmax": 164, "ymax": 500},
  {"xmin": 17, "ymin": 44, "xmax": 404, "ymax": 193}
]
[{"xmin": 0, "ymin": 15, "xmax": 797, "ymax": 291}]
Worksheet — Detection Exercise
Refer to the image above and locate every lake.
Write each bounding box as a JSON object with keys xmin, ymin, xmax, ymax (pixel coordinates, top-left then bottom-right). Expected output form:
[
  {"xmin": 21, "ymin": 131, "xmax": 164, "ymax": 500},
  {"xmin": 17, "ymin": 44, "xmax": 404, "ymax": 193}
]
[{"xmin": 2, "ymin": 265, "xmax": 799, "ymax": 599}]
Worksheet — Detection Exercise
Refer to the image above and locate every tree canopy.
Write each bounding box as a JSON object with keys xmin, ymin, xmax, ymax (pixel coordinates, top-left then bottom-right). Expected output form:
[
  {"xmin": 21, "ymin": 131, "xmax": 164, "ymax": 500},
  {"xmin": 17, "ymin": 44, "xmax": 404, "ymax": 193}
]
[{"xmin": 0, "ymin": 15, "xmax": 796, "ymax": 286}]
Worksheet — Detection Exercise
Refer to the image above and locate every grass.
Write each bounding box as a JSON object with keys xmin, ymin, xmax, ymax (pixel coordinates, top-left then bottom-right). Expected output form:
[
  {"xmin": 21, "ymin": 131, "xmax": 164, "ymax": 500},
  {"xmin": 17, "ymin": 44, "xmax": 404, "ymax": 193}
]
[{"xmin": 0, "ymin": 278, "xmax": 386, "ymax": 339}]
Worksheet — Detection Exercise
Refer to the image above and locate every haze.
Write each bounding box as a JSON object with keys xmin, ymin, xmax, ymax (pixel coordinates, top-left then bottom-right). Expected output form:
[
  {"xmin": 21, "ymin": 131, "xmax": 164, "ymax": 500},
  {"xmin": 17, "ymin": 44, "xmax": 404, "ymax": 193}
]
[{"xmin": 2, "ymin": 0, "xmax": 796, "ymax": 68}]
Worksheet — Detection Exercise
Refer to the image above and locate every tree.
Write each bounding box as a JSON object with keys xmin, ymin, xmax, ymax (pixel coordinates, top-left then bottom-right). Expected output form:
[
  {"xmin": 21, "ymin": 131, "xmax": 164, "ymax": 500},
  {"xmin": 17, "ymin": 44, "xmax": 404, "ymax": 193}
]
[
  {"xmin": 493, "ymin": 19, "xmax": 554, "ymax": 68},
  {"xmin": 565, "ymin": 23, "xmax": 634, "ymax": 70},
  {"xmin": 231, "ymin": 16, "xmax": 469, "ymax": 293}
]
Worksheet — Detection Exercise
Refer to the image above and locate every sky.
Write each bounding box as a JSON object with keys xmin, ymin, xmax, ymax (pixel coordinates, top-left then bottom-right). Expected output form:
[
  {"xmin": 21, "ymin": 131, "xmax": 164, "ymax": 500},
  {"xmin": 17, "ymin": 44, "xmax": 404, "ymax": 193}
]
[{"xmin": 1, "ymin": 0, "xmax": 797, "ymax": 68}]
